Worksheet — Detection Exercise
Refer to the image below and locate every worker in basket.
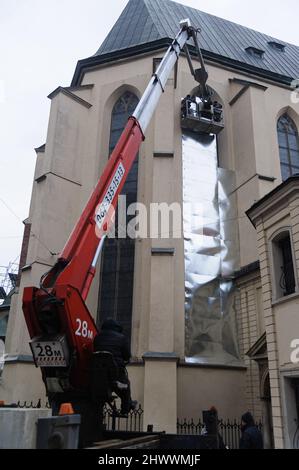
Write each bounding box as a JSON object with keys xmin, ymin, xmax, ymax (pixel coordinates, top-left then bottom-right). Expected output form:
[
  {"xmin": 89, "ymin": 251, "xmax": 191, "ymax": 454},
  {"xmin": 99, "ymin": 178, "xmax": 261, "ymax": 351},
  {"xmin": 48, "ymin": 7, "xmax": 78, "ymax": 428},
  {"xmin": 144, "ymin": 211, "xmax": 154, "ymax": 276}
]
[{"xmin": 93, "ymin": 318, "xmax": 137, "ymax": 416}]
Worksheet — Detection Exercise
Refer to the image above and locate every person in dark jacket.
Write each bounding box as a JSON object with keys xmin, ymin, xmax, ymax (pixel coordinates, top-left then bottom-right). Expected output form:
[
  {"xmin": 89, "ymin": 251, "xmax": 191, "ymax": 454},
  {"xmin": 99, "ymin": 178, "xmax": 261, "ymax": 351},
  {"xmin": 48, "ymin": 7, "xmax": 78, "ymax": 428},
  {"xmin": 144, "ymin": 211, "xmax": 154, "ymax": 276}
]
[
  {"xmin": 201, "ymin": 407, "xmax": 227, "ymax": 449},
  {"xmin": 239, "ymin": 412, "xmax": 263, "ymax": 449},
  {"xmin": 93, "ymin": 318, "xmax": 136, "ymax": 415}
]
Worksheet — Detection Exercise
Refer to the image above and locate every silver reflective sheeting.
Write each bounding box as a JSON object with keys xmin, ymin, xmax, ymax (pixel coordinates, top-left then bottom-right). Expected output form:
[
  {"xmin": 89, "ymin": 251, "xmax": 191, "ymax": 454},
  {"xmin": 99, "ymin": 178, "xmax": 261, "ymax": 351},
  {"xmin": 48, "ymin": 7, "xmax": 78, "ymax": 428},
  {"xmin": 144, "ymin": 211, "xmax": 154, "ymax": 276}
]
[{"xmin": 183, "ymin": 132, "xmax": 241, "ymax": 366}]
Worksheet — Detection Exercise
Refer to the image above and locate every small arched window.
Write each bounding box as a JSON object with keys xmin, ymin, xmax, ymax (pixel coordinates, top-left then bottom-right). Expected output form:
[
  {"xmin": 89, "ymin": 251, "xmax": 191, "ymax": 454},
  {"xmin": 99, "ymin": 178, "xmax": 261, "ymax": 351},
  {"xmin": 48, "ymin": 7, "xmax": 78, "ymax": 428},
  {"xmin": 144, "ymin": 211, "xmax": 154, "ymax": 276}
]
[
  {"xmin": 277, "ymin": 114, "xmax": 299, "ymax": 181},
  {"xmin": 97, "ymin": 91, "xmax": 139, "ymax": 339}
]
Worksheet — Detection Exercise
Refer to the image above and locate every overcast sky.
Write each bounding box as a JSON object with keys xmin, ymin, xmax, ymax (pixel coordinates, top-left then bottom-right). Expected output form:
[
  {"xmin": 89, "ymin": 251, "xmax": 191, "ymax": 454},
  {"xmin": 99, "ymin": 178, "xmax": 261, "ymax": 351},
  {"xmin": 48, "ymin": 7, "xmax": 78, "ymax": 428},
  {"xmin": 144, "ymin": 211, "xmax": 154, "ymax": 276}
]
[{"xmin": 0, "ymin": 0, "xmax": 298, "ymax": 271}]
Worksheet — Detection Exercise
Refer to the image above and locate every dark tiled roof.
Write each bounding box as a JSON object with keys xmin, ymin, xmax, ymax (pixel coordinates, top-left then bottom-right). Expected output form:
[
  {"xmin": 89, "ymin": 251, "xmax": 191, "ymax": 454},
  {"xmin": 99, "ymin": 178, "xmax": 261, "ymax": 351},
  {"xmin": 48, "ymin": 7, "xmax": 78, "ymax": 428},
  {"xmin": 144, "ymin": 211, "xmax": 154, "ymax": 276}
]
[{"xmin": 95, "ymin": 0, "xmax": 299, "ymax": 82}]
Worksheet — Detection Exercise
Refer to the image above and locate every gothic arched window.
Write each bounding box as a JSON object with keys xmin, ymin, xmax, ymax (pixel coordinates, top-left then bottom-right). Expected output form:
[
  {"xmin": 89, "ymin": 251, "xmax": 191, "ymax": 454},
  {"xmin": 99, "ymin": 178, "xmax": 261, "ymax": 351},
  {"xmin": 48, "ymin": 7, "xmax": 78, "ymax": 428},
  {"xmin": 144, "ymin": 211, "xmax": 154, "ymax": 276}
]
[
  {"xmin": 277, "ymin": 114, "xmax": 299, "ymax": 181},
  {"xmin": 97, "ymin": 91, "xmax": 139, "ymax": 338}
]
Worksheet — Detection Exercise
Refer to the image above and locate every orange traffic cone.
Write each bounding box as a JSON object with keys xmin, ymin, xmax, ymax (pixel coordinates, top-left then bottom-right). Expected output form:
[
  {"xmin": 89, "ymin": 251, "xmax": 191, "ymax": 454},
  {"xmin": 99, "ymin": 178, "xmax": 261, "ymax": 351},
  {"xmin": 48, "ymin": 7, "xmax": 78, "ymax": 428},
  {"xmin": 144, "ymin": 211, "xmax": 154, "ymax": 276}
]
[{"xmin": 58, "ymin": 403, "xmax": 74, "ymax": 415}]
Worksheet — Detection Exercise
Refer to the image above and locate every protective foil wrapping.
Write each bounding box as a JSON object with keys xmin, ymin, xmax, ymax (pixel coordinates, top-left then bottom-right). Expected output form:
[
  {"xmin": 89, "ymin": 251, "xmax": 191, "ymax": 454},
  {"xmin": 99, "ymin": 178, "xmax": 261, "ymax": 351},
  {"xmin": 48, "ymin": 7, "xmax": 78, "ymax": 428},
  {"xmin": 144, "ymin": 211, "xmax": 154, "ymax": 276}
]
[{"xmin": 183, "ymin": 131, "xmax": 241, "ymax": 365}]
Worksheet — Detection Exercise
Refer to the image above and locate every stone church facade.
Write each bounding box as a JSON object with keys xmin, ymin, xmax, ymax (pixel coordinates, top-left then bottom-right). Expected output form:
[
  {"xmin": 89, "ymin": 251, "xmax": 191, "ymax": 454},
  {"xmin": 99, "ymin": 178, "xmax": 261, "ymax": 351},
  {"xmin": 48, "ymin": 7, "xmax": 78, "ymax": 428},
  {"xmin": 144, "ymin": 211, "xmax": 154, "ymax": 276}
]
[{"xmin": 1, "ymin": 0, "xmax": 299, "ymax": 448}]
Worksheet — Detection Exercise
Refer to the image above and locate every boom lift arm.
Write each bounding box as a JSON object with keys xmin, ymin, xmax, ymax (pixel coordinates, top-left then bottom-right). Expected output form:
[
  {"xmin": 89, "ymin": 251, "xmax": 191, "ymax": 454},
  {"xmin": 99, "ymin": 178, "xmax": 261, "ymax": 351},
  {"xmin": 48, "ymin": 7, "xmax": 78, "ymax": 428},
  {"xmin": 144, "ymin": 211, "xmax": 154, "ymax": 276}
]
[
  {"xmin": 181, "ymin": 28, "xmax": 224, "ymax": 135},
  {"xmin": 22, "ymin": 19, "xmax": 221, "ymax": 405},
  {"xmin": 184, "ymin": 28, "xmax": 210, "ymax": 101}
]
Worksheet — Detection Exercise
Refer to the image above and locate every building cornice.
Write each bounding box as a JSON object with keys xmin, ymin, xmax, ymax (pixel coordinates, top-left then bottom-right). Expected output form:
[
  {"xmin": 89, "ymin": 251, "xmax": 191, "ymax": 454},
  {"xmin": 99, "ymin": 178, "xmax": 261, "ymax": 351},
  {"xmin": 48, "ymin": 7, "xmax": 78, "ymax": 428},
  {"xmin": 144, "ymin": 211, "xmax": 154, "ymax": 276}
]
[
  {"xmin": 35, "ymin": 171, "xmax": 82, "ymax": 187},
  {"xmin": 246, "ymin": 333, "xmax": 267, "ymax": 360},
  {"xmin": 181, "ymin": 360, "xmax": 247, "ymax": 371},
  {"xmin": 34, "ymin": 144, "xmax": 46, "ymax": 154},
  {"xmin": 4, "ymin": 354, "xmax": 34, "ymax": 364},
  {"xmin": 247, "ymin": 176, "xmax": 299, "ymax": 228},
  {"xmin": 234, "ymin": 261, "xmax": 260, "ymax": 280},
  {"xmin": 142, "ymin": 352, "xmax": 180, "ymax": 363},
  {"xmin": 71, "ymin": 40, "xmax": 295, "ymax": 88},
  {"xmin": 48, "ymin": 86, "xmax": 92, "ymax": 109}
]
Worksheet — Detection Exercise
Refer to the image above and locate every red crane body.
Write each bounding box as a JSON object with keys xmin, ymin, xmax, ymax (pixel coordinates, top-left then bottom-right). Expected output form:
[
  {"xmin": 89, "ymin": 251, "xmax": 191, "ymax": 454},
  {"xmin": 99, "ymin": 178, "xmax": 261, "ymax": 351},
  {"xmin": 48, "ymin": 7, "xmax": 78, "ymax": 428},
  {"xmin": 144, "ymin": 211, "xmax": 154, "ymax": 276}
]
[
  {"xmin": 23, "ymin": 117, "xmax": 143, "ymax": 393},
  {"xmin": 22, "ymin": 20, "xmax": 223, "ymax": 401}
]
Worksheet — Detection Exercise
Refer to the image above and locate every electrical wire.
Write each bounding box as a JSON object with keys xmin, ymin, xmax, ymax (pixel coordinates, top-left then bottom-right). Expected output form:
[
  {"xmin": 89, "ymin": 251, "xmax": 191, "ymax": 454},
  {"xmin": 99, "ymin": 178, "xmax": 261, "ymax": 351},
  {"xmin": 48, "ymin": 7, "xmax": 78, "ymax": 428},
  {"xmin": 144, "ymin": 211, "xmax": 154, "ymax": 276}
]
[
  {"xmin": 1, "ymin": 190, "xmax": 251, "ymax": 258},
  {"xmin": 0, "ymin": 197, "xmax": 22, "ymax": 223},
  {"xmin": 30, "ymin": 234, "xmax": 58, "ymax": 256},
  {"xmin": 0, "ymin": 196, "xmax": 58, "ymax": 256}
]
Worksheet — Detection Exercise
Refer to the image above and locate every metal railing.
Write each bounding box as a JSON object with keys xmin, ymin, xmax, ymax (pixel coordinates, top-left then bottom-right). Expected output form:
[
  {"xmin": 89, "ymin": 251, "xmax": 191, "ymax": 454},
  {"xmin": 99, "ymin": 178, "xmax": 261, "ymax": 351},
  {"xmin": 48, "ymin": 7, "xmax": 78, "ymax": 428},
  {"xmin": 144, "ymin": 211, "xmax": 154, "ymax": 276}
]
[
  {"xmin": 177, "ymin": 418, "xmax": 263, "ymax": 450},
  {"xmin": 11, "ymin": 401, "xmax": 265, "ymax": 449},
  {"xmin": 0, "ymin": 262, "xmax": 19, "ymax": 305},
  {"xmin": 13, "ymin": 400, "xmax": 144, "ymax": 432},
  {"xmin": 102, "ymin": 404, "xmax": 144, "ymax": 432},
  {"xmin": 16, "ymin": 400, "xmax": 51, "ymax": 409}
]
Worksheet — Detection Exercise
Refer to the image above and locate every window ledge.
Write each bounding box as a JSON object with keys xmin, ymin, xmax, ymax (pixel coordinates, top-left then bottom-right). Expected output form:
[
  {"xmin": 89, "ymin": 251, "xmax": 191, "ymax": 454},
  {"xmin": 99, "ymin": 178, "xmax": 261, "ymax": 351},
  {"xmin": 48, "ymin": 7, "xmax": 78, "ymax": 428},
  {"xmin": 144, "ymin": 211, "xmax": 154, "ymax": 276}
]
[{"xmin": 272, "ymin": 290, "xmax": 299, "ymax": 307}]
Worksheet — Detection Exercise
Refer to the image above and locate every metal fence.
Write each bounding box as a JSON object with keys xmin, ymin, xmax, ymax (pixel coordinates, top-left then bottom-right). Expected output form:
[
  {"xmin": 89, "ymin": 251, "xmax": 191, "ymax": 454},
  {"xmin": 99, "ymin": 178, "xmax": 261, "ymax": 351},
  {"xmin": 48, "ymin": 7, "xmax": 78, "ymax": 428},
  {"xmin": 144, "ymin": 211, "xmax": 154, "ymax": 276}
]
[
  {"xmin": 13, "ymin": 401, "xmax": 264, "ymax": 449},
  {"xmin": 15, "ymin": 400, "xmax": 51, "ymax": 409},
  {"xmin": 103, "ymin": 404, "xmax": 144, "ymax": 432},
  {"xmin": 177, "ymin": 418, "xmax": 263, "ymax": 450},
  {"xmin": 14, "ymin": 401, "xmax": 144, "ymax": 432}
]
